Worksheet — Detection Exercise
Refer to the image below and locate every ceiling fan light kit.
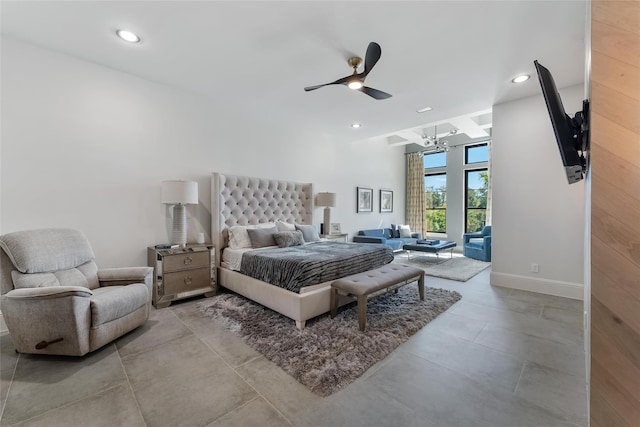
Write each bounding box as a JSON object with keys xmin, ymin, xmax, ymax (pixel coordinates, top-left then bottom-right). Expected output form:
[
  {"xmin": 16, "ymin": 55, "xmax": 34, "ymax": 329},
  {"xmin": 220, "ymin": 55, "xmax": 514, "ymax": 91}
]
[
  {"xmin": 304, "ymin": 42, "xmax": 392, "ymax": 100},
  {"xmin": 348, "ymin": 80, "xmax": 363, "ymax": 90}
]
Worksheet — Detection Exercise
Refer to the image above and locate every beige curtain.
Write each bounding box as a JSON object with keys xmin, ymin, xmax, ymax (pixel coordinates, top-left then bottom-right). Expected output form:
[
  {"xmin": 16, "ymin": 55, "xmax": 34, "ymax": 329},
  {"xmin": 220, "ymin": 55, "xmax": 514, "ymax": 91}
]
[{"xmin": 406, "ymin": 152, "xmax": 425, "ymax": 236}]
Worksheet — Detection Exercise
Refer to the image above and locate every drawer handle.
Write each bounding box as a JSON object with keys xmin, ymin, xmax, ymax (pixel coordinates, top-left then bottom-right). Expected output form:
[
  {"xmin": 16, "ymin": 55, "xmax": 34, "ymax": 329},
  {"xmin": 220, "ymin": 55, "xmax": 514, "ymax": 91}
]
[
  {"xmin": 184, "ymin": 276, "xmax": 192, "ymax": 285},
  {"xmin": 184, "ymin": 256, "xmax": 193, "ymax": 265}
]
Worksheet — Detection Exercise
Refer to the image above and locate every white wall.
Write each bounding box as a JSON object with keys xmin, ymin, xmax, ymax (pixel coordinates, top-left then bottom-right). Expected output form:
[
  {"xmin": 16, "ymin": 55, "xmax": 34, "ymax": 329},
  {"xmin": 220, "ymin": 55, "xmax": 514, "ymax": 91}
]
[
  {"xmin": 490, "ymin": 84, "xmax": 585, "ymax": 299},
  {"xmin": 1, "ymin": 38, "xmax": 406, "ymax": 268}
]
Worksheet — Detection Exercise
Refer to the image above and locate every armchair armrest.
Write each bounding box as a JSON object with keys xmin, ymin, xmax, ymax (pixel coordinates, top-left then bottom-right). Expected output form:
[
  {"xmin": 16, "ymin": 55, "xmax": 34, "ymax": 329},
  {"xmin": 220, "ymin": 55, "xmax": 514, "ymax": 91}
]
[
  {"xmin": 98, "ymin": 267, "xmax": 153, "ymax": 287},
  {"xmin": 463, "ymin": 232, "xmax": 482, "ymax": 244},
  {"xmin": 1, "ymin": 286, "xmax": 93, "ymax": 356},
  {"xmin": 4, "ymin": 286, "xmax": 93, "ymax": 300},
  {"xmin": 353, "ymin": 236, "xmax": 386, "ymax": 244}
]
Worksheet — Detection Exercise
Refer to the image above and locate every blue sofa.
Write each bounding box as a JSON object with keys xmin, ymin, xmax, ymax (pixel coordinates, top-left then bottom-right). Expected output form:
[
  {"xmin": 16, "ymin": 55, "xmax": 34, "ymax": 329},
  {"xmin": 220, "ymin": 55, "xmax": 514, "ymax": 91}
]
[
  {"xmin": 353, "ymin": 228, "xmax": 422, "ymax": 251},
  {"xmin": 463, "ymin": 225, "xmax": 492, "ymax": 262}
]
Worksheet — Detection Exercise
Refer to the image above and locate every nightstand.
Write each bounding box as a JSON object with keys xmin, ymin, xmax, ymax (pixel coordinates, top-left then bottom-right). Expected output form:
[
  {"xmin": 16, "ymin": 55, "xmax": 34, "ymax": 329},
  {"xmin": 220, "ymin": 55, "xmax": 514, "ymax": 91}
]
[
  {"xmin": 320, "ymin": 233, "xmax": 349, "ymax": 243},
  {"xmin": 147, "ymin": 244, "xmax": 216, "ymax": 308}
]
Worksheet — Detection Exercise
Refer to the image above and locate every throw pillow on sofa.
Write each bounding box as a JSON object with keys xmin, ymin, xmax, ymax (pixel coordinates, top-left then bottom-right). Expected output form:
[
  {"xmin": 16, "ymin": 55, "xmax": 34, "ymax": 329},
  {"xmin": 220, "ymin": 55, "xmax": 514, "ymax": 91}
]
[{"xmin": 399, "ymin": 225, "xmax": 412, "ymax": 238}]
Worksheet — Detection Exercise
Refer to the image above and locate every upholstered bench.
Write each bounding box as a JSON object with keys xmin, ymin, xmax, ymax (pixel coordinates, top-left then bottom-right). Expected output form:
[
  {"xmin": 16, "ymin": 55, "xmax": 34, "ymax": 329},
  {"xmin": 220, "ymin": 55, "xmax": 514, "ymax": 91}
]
[{"xmin": 330, "ymin": 264, "xmax": 425, "ymax": 331}]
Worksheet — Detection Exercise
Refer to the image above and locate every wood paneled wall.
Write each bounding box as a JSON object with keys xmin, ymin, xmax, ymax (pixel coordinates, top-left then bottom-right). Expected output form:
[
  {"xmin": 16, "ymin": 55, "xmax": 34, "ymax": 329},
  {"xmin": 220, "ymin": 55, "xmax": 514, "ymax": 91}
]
[{"xmin": 590, "ymin": 1, "xmax": 640, "ymax": 426}]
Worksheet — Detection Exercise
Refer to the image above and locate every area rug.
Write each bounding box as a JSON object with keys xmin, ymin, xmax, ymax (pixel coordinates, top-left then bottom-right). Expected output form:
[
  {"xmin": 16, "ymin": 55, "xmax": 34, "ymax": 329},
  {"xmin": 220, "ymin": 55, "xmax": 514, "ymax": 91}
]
[
  {"xmin": 197, "ymin": 285, "xmax": 461, "ymax": 396},
  {"xmin": 394, "ymin": 254, "xmax": 491, "ymax": 282}
]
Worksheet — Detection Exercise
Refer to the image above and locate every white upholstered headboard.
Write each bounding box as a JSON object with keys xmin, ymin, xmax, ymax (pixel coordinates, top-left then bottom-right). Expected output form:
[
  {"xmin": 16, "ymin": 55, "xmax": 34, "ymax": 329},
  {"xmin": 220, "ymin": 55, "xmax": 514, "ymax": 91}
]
[{"xmin": 211, "ymin": 172, "xmax": 314, "ymax": 267}]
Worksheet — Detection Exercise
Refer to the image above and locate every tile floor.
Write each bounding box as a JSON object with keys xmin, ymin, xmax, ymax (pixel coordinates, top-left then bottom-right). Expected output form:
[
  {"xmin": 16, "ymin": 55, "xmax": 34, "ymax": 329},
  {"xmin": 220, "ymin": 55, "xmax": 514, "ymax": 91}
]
[{"xmin": 0, "ymin": 259, "xmax": 588, "ymax": 427}]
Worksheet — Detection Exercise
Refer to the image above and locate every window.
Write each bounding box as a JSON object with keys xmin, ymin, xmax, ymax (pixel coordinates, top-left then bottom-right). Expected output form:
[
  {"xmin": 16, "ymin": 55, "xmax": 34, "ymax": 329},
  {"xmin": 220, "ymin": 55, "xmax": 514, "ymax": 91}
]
[
  {"xmin": 425, "ymin": 173, "xmax": 446, "ymax": 233},
  {"xmin": 465, "ymin": 169, "xmax": 488, "ymax": 232},
  {"xmin": 423, "ymin": 152, "xmax": 446, "ymax": 168},
  {"xmin": 465, "ymin": 143, "xmax": 488, "ymax": 164}
]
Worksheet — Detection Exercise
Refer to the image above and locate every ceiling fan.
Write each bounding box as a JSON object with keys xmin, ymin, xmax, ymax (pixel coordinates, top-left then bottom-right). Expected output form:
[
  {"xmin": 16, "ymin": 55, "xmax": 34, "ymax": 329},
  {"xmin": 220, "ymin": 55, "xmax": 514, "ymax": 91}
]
[
  {"xmin": 304, "ymin": 42, "xmax": 392, "ymax": 100},
  {"xmin": 422, "ymin": 125, "xmax": 458, "ymax": 152}
]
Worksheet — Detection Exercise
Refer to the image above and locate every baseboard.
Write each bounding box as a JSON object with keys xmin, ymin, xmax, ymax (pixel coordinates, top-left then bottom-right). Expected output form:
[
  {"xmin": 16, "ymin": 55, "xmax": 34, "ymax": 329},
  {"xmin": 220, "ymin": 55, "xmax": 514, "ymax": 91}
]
[{"xmin": 490, "ymin": 271, "xmax": 584, "ymax": 300}]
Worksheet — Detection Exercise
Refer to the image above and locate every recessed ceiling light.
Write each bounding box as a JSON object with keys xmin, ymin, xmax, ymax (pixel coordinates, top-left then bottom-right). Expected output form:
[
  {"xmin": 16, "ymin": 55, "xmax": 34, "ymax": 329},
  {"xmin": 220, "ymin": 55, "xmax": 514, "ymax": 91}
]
[
  {"xmin": 416, "ymin": 106, "xmax": 433, "ymax": 113},
  {"xmin": 351, "ymin": 123, "xmax": 362, "ymax": 129},
  {"xmin": 511, "ymin": 74, "xmax": 530, "ymax": 84},
  {"xmin": 116, "ymin": 29, "xmax": 141, "ymax": 43}
]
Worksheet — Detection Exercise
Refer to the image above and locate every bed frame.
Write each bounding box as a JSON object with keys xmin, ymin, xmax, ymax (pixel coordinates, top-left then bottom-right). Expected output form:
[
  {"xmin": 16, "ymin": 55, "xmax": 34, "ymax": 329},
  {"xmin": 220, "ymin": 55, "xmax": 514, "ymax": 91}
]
[{"xmin": 211, "ymin": 172, "xmax": 349, "ymax": 329}]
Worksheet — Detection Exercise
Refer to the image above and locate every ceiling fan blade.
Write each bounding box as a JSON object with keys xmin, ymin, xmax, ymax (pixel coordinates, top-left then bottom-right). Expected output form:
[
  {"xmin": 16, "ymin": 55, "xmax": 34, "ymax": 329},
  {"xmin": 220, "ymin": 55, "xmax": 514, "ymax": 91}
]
[
  {"xmin": 304, "ymin": 84, "xmax": 330, "ymax": 92},
  {"xmin": 304, "ymin": 75, "xmax": 351, "ymax": 92},
  {"xmin": 363, "ymin": 42, "xmax": 382, "ymax": 77},
  {"xmin": 359, "ymin": 86, "xmax": 392, "ymax": 100}
]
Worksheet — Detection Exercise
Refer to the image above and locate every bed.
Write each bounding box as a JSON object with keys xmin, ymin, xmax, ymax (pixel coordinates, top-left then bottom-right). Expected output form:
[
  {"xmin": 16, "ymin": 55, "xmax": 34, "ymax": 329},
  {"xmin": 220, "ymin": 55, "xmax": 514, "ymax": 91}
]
[{"xmin": 211, "ymin": 172, "xmax": 393, "ymax": 329}]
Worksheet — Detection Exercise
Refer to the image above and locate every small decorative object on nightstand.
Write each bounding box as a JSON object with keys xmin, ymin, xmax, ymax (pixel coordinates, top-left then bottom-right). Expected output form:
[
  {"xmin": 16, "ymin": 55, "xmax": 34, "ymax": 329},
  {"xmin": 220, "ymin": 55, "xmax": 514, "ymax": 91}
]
[
  {"xmin": 320, "ymin": 233, "xmax": 348, "ymax": 243},
  {"xmin": 148, "ymin": 244, "xmax": 216, "ymax": 308}
]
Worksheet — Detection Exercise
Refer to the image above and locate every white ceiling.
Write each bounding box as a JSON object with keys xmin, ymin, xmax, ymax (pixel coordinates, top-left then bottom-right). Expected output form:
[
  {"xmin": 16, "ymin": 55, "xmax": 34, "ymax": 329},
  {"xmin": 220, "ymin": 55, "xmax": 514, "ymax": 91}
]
[{"xmin": 0, "ymin": 1, "xmax": 587, "ymax": 144}]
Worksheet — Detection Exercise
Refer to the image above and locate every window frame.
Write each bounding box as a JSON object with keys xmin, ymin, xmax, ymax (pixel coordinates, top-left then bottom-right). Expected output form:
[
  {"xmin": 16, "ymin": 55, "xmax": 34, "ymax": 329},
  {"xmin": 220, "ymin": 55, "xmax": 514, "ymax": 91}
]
[
  {"xmin": 423, "ymin": 151, "xmax": 447, "ymax": 169},
  {"xmin": 465, "ymin": 143, "xmax": 489, "ymax": 165},
  {"xmin": 424, "ymin": 171, "xmax": 447, "ymax": 234},
  {"xmin": 464, "ymin": 167, "xmax": 488, "ymax": 233}
]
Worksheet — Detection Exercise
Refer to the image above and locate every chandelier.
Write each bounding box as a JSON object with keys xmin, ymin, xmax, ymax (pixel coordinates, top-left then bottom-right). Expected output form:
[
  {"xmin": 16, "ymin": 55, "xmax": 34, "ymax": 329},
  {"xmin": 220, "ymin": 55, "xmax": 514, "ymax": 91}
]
[{"xmin": 423, "ymin": 125, "xmax": 457, "ymax": 152}]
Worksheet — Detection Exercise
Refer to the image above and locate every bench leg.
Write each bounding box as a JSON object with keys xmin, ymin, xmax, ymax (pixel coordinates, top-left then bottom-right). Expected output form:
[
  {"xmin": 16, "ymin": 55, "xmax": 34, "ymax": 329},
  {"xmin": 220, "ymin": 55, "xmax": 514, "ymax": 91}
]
[
  {"xmin": 358, "ymin": 295, "xmax": 368, "ymax": 332},
  {"xmin": 418, "ymin": 273, "xmax": 425, "ymax": 301},
  {"xmin": 330, "ymin": 287, "xmax": 338, "ymax": 318}
]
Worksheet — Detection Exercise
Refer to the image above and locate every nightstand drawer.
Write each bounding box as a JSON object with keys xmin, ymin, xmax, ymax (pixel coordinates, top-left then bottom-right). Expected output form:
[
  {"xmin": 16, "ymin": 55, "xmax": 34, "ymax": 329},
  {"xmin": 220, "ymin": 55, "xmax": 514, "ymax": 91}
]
[
  {"xmin": 163, "ymin": 267, "xmax": 210, "ymax": 296},
  {"xmin": 162, "ymin": 251, "xmax": 209, "ymax": 272}
]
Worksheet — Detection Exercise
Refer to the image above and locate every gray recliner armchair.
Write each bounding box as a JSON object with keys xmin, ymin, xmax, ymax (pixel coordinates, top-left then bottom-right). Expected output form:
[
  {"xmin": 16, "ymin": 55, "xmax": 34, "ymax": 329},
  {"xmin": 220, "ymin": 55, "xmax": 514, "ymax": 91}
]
[{"xmin": 0, "ymin": 228, "xmax": 153, "ymax": 356}]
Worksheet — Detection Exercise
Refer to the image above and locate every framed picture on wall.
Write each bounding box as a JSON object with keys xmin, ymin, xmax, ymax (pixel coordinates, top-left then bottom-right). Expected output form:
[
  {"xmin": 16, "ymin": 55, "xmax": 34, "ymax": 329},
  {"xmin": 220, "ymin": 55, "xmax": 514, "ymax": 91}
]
[
  {"xmin": 357, "ymin": 187, "xmax": 373, "ymax": 213},
  {"xmin": 380, "ymin": 190, "xmax": 393, "ymax": 213}
]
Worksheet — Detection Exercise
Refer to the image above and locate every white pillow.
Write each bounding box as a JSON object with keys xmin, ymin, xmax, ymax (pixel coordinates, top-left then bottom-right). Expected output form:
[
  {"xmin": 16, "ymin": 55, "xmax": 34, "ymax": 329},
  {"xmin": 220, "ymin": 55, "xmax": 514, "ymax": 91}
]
[
  {"xmin": 228, "ymin": 223, "xmax": 275, "ymax": 249},
  {"xmin": 399, "ymin": 225, "xmax": 412, "ymax": 238},
  {"xmin": 276, "ymin": 221, "xmax": 296, "ymax": 232},
  {"xmin": 295, "ymin": 224, "xmax": 320, "ymax": 242}
]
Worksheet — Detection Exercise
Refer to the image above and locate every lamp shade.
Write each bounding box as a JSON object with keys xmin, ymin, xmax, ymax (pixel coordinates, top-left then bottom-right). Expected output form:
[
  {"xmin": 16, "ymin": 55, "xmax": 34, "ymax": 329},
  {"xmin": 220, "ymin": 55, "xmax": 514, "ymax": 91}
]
[
  {"xmin": 316, "ymin": 192, "xmax": 336, "ymax": 207},
  {"xmin": 161, "ymin": 180, "xmax": 198, "ymax": 205}
]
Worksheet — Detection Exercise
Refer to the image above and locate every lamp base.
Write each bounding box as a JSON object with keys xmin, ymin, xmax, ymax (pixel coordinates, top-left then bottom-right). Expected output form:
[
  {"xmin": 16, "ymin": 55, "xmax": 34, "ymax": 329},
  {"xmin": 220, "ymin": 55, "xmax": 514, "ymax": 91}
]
[
  {"xmin": 172, "ymin": 204, "xmax": 187, "ymax": 247},
  {"xmin": 324, "ymin": 206, "xmax": 331, "ymax": 235}
]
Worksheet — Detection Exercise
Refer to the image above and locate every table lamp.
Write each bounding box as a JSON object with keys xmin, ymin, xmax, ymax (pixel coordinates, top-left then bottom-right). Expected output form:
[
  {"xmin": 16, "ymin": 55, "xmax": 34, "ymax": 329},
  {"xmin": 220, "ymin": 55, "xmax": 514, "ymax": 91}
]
[
  {"xmin": 316, "ymin": 192, "xmax": 336, "ymax": 235},
  {"xmin": 161, "ymin": 180, "xmax": 198, "ymax": 247}
]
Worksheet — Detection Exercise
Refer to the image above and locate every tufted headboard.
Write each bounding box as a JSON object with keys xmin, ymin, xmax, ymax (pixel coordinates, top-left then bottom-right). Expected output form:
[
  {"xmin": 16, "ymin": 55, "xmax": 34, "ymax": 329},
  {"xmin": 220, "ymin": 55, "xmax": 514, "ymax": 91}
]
[{"xmin": 211, "ymin": 173, "xmax": 314, "ymax": 267}]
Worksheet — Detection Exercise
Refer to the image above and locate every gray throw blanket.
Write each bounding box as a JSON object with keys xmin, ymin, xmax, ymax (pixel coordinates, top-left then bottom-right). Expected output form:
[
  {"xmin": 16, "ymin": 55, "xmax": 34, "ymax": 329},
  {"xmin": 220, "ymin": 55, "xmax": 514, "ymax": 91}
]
[{"xmin": 240, "ymin": 242, "xmax": 394, "ymax": 293}]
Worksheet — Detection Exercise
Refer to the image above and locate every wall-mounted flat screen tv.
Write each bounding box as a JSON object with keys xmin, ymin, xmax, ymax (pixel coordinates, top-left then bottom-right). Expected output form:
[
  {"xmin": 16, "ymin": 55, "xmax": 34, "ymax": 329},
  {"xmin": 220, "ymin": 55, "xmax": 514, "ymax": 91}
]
[{"xmin": 534, "ymin": 60, "xmax": 589, "ymax": 184}]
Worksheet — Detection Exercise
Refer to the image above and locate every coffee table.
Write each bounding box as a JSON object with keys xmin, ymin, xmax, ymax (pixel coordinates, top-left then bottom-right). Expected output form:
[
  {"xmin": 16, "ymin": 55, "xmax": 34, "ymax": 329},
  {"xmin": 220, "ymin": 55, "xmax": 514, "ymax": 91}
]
[{"xmin": 403, "ymin": 241, "xmax": 457, "ymax": 262}]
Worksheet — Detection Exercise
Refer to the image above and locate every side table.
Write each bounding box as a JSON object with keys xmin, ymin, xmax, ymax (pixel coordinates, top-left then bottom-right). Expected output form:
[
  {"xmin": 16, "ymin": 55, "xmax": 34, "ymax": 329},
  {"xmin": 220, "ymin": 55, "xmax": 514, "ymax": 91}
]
[{"xmin": 147, "ymin": 244, "xmax": 216, "ymax": 308}]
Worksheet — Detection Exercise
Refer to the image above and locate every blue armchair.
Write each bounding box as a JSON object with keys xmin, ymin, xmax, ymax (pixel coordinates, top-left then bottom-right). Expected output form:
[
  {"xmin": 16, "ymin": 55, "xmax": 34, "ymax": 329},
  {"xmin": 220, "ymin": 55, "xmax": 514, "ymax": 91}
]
[{"xmin": 463, "ymin": 225, "xmax": 492, "ymax": 262}]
